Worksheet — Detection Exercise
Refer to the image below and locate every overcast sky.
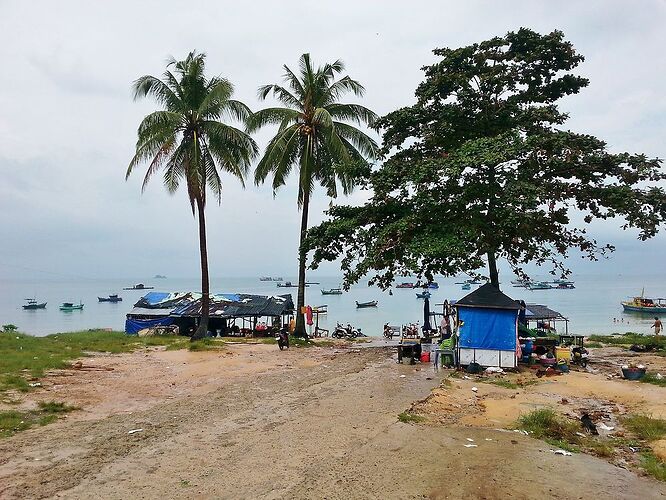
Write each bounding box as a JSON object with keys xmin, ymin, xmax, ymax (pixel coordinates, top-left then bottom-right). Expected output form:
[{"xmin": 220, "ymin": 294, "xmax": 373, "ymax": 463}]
[{"xmin": 0, "ymin": 0, "xmax": 664, "ymax": 281}]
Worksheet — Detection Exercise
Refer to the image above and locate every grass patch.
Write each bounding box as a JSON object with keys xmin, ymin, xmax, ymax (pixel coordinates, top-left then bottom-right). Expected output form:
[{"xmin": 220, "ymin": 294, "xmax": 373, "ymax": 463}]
[
  {"xmin": 0, "ymin": 400, "xmax": 78, "ymax": 438},
  {"xmin": 398, "ymin": 412, "xmax": 425, "ymax": 424},
  {"xmin": 622, "ymin": 414, "xmax": 666, "ymax": 441},
  {"xmin": 0, "ymin": 330, "xmax": 188, "ymax": 393},
  {"xmin": 641, "ymin": 452, "xmax": 666, "ymax": 481},
  {"xmin": 585, "ymin": 342, "xmax": 604, "ymax": 348},
  {"xmin": 518, "ymin": 408, "xmax": 581, "ymax": 443},
  {"xmin": 188, "ymin": 338, "xmax": 225, "ymax": 351},
  {"xmin": 640, "ymin": 373, "xmax": 666, "ymax": 387},
  {"xmin": 487, "ymin": 379, "xmax": 519, "ymax": 389},
  {"xmin": 588, "ymin": 333, "xmax": 666, "ymax": 349}
]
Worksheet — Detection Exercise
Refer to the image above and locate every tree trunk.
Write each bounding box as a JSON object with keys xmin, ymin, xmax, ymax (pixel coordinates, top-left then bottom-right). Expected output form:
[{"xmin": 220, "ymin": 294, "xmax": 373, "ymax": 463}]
[
  {"xmin": 192, "ymin": 195, "xmax": 210, "ymax": 341},
  {"xmin": 294, "ymin": 194, "xmax": 310, "ymax": 338},
  {"xmin": 487, "ymin": 251, "xmax": 500, "ymax": 290}
]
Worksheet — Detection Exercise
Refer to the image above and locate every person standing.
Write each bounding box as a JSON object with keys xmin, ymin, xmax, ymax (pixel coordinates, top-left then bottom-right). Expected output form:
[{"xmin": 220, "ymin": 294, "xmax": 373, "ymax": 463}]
[{"xmin": 652, "ymin": 317, "xmax": 663, "ymax": 338}]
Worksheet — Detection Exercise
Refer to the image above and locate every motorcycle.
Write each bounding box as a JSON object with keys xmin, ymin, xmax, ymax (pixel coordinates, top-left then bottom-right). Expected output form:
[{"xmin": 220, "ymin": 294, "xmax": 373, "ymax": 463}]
[
  {"xmin": 276, "ymin": 329, "xmax": 289, "ymax": 350},
  {"xmin": 571, "ymin": 346, "xmax": 589, "ymax": 368},
  {"xmin": 332, "ymin": 322, "xmax": 366, "ymax": 339}
]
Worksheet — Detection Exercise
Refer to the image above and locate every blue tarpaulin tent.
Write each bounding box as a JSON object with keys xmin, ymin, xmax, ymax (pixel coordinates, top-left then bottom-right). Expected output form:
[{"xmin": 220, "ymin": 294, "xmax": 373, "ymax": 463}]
[{"xmin": 455, "ymin": 284, "xmax": 519, "ymax": 368}]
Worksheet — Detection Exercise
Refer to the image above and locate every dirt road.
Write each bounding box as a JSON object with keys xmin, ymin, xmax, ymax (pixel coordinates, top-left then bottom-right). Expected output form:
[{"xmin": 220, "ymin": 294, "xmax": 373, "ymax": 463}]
[{"xmin": 1, "ymin": 346, "xmax": 664, "ymax": 499}]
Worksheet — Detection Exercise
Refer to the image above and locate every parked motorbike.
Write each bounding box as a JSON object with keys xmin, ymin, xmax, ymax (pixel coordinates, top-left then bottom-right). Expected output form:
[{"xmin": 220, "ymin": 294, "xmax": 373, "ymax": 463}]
[
  {"xmin": 332, "ymin": 322, "xmax": 365, "ymax": 339},
  {"xmin": 571, "ymin": 346, "xmax": 589, "ymax": 368},
  {"xmin": 276, "ymin": 328, "xmax": 289, "ymax": 350}
]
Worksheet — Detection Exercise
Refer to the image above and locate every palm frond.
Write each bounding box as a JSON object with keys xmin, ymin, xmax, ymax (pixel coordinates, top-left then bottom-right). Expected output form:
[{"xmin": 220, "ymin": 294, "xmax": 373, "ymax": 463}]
[{"xmin": 246, "ymin": 108, "xmax": 300, "ymax": 133}]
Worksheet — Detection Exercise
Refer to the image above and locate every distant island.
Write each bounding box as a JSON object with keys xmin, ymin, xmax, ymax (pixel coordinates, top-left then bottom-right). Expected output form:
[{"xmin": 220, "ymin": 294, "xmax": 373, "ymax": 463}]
[{"xmin": 154, "ymin": 275, "xmax": 167, "ymax": 279}]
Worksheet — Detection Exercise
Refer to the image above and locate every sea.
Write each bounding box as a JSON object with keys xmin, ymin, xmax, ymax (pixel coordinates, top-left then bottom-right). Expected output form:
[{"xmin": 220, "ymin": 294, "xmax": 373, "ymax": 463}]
[{"xmin": 1, "ymin": 273, "xmax": 664, "ymax": 338}]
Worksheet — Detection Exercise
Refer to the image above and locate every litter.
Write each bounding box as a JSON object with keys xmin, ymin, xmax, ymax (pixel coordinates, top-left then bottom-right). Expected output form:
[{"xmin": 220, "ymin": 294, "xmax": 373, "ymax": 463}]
[
  {"xmin": 484, "ymin": 438, "xmax": 493, "ymax": 441},
  {"xmin": 576, "ymin": 432, "xmax": 586, "ymax": 438},
  {"xmin": 550, "ymin": 449, "xmax": 572, "ymax": 456},
  {"xmin": 28, "ymin": 382, "xmax": 41, "ymax": 387},
  {"xmin": 657, "ymin": 373, "xmax": 663, "ymax": 380},
  {"xmin": 399, "ymin": 375, "xmax": 406, "ymax": 378},
  {"xmin": 598, "ymin": 423, "xmax": 615, "ymax": 431},
  {"xmin": 463, "ymin": 444, "xmax": 478, "ymax": 448},
  {"xmin": 485, "ymin": 367, "xmax": 504, "ymax": 373},
  {"xmin": 462, "ymin": 376, "xmax": 472, "ymax": 380},
  {"xmin": 466, "ymin": 438, "xmax": 474, "ymax": 442},
  {"xmin": 128, "ymin": 428, "xmax": 144, "ymax": 435},
  {"xmin": 471, "ymin": 387, "xmax": 478, "ymax": 392}
]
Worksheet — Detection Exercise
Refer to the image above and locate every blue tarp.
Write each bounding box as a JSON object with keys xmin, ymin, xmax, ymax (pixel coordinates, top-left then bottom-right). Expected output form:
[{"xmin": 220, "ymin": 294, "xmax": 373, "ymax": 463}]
[
  {"xmin": 125, "ymin": 317, "xmax": 174, "ymax": 335},
  {"xmin": 458, "ymin": 307, "xmax": 517, "ymax": 351}
]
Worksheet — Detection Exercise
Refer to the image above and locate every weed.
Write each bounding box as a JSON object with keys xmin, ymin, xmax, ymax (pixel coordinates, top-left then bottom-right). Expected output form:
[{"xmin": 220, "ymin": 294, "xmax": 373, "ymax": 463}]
[
  {"xmin": 640, "ymin": 373, "xmax": 666, "ymax": 387},
  {"xmin": 517, "ymin": 409, "xmax": 581, "ymax": 443},
  {"xmin": 622, "ymin": 415, "xmax": 666, "ymax": 441},
  {"xmin": 398, "ymin": 412, "xmax": 425, "ymax": 424},
  {"xmin": 37, "ymin": 401, "xmax": 78, "ymax": 413},
  {"xmin": 641, "ymin": 452, "xmax": 666, "ymax": 481},
  {"xmin": 0, "ymin": 400, "xmax": 78, "ymax": 438},
  {"xmin": 588, "ymin": 333, "xmax": 665, "ymax": 349},
  {"xmin": 188, "ymin": 338, "xmax": 225, "ymax": 352}
]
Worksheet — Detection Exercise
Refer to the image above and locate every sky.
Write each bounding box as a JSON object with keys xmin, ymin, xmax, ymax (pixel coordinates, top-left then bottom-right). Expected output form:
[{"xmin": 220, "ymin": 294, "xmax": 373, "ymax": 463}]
[{"xmin": 0, "ymin": 0, "xmax": 664, "ymax": 281}]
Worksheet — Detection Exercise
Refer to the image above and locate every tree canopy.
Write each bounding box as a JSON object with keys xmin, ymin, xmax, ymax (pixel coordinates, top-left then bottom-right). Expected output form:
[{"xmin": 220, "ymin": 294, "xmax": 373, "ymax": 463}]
[{"xmin": 306, "ymin": 28, "xmax": 666, "ymax": 289}]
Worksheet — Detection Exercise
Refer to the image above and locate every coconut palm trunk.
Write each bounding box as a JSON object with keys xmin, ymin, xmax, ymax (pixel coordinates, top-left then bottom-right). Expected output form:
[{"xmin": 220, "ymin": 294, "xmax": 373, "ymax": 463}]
[
  {"xmin": 193, "ymin": 194, "xmax": 210, "ymax": 339},
  {"xmin": 294, "ymin": 192, "xmax": 310, "ymax": 337}
]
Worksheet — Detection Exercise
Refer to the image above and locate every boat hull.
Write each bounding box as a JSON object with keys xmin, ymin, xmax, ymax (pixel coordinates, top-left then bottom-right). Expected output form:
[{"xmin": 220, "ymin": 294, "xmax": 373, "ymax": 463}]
[
  {"xmin": 622, "ymin": 304, "xmax": 666, "ymax": 314},
  {"xmin": 98, "ymin": 297, "xmax": 123, "ymax": 302},
  {"xmin": 60, "ymin": 306, "xmax": 84, "ymax": 311},
  {"xmin": 356, "ymin": 301, "xmax": 378, "ymax": 308},
  {"xmin": 23, "ymin": 303, "xmax": 47, "ymax": 310}
]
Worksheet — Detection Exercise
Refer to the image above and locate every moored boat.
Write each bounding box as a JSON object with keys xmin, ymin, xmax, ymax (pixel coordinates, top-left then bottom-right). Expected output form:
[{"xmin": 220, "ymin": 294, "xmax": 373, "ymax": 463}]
[
  {"xmin": 461, "ymin": 283, "xmax": 471, "ymax": 290},
  {"xmin": 123, "ymin": 283, "xmax": 154, "ymax": 290},
  {"xmin": 60, "ymin": 302, "xmax": 84, "ymax": 311},
  {"xmin": 416, "ymin": 291, "xmax": 431, "ymax": 299},
  {"xmin": 98, "ymin": 294, "xmax": 123, "ymax": 302},
  {"xmin": 321, "ymin": 288, "xmax": 343, "ymax": 295},
  {"xmin": 427, "ymin": 282, "xmax": 439, "ymax": 289},
  {"xmin": 528, "ymin": 282, "xmax": 553, "ymax": 290},
  {"xmin": 259, "ymin": 276, "xmax": 273, "ymax": 281},
  {"xmin": 622, "ymin": 295, "xmax": 666, "ymax": 314},
  {"xmin": 555, "ymin": 282, "xmax": 575, "ymax": 289},
  {"xmin": 356, "ymin": 300, "xmax": 378, "ymax": 308},
  {"xmin": 396, "ymin": 282, "xmax": 414, "ymax": 289},
  {"xmin": 22, "ymin": 299, "xmax": 47, "ymax": 310}
]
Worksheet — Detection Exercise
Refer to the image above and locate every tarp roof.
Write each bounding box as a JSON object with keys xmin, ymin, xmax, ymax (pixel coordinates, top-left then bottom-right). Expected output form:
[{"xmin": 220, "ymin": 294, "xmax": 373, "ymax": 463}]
[
  {"xmin": 525, "ymin": 304, "xmax": 567, "ymax": 321},
  {"xmin": 455, "ymin": 283, "xmax": 520, "ymax": 310},
  {"xmin": 128, "ymin": 292, "xmax": 294, "ymax": 319}
]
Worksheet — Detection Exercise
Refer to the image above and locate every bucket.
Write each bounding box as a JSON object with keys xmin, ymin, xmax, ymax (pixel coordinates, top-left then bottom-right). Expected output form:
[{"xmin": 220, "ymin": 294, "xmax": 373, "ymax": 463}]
[
  {"xmin": 555, "ymin": 346, "xmax": 571, "ymax": 362},
  {"xmin": 420, "ymin": 351, "xmax": 431, "ymax": 363}
]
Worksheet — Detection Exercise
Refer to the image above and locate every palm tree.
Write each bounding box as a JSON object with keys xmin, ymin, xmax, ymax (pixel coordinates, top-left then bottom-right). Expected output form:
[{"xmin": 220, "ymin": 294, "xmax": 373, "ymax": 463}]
[
  {"xmin": 248, "ymin": 53, "xmax": 378, "ymax": 337},
  {"xmin": 127, "ymin": 51, "xmax": 257, "ymax": 340}
]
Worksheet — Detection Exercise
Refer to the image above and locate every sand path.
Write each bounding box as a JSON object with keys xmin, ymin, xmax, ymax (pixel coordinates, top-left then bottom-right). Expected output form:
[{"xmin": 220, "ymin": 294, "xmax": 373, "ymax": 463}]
[{"xmin": 1, "ymin": 346, "xmax": 664, "ymax": 499}]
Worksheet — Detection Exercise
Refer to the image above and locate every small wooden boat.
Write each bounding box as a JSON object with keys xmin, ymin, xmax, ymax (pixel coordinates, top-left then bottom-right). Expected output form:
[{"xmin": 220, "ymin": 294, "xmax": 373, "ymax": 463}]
[
  {"xmin": 622, "ymin": 295, "xmax": 666, "ymax": 313},
  {"xmin": 60, "ymin": 302, "xmax": 84, "ymax": 311},
  {"xmin": 98, "ymin": 294, "xmax": 123, "ymax": 302},
  {"xmin": 123, "ymin": 283, "xmax": 154, "ymax": 290},
  {"xmin": 456, "ymin": 279, "xmax": 482, "ymax": 285},
  {"xmin": 461, "ymin": 283, "xmax": 471, "ymax": 290},
  {"xmin": 154, "ymin": 275, "xmax": 167, "ymax": 279},
  {"xmin": 396, "ymin": 282, "xmax": 414, "ymax": 289},
  {"xmin": 427, "ymin": 282, "xmax": 439, "ymax": 289},
  {"xmin": 555, "ymin": 282, "xmax": 575, "ymax": 289},
  {"xmin": 259, "ymin": 276, "xmax": 273, "ymax": 281},
  {"xmin": 23, "ymin": 299, "xmax": 46, "ymax": 310},
  {"xmin": 321, "ymin": 288, "xmax": 342, "ymax": 295},
  {"xmin": 356, "ymin": 300, "xmax": 378, "ymax": 308},
  {"xmin": 416, "ymin": 291, "xmax": 431, "ymax": 299},
  {"xmin": 272, "ymin": 277, "xmax": 284, "ymax": 282},
  {"xmin": 528, "ymin": 282, "xmax": 553, "ymax": 290}
]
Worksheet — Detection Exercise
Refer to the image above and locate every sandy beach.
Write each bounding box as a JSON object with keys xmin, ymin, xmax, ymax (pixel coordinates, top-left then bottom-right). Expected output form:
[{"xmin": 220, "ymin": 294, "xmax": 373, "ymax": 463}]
[{"xmin": 1, "ymin": 341, "xmax": 666, "ymax": 499}]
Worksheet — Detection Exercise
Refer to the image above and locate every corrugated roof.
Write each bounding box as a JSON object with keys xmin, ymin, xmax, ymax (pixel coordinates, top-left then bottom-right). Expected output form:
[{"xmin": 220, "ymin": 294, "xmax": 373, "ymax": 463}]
[
  {"xmin": 455, "ymin": 283, "xmax": 520, "ymax": 310},
  {"xmin": 525, "ymin": 304, "xmax": 566, "ymax": 320}
]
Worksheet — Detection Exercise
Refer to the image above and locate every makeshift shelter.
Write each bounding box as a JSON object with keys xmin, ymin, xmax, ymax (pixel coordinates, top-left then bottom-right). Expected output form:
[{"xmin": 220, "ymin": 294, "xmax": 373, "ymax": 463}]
[
  {"xmin": 125, "ymin": 291, "xmax": 294, "ymax": 335},
  {"xmin": 524, "ymin": 303, "xmax": 569, "ymax": 335},
  {"xmin": 455, "ymin": 284, "xmax": 520, "ymax": 368}
]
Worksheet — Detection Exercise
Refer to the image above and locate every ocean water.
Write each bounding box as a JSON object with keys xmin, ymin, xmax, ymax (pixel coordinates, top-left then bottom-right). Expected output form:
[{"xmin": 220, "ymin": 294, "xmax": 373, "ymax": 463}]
[{"xmin": 1, "ymin": 273, "xmax": 663, "ymax": 337}]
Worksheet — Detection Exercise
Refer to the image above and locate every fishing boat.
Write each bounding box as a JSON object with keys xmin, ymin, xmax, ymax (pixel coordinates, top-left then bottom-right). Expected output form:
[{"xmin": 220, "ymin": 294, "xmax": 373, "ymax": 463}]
[
  {"xmin": 461, "ymin": 283, "xmax": 471, "ymax": 290},
  {"xmin": 356, "ymin": 300, "xmax": 378, "ymax": 308},
  {"xmin": 272, "ymin": 277, "xmax": 284, "ymax": 282},
  {"xmin": 154, "ymin": 275, "xmax": 167, "ymax": 279},
  {"xmin": 305, "ymin": 281, "xmax": 320, "ymax": 285},
  {"xmin": 259, "ymin": 276, "xmax": 273, "ymax": 281},
  {"xmin": 321, "ymin": 288, "xmax": 343, "ymax": 295},
  {"xmin": 528, "ymin": 282, "xmax": 553, "ymax": 290},
  {"xmin": 555, "ymin": 282, "xmax": 575, "ymax": 289},
  {"xmin": 123, "ymin": 283, "xmax": 154, "ymax": 290},
  {"xmin": 60, "ymin": 302, "xmax": 84, "ymax": 311},
  {"xmin": 511, "ymin": 278, "xmax": 533, "ymax": 287},
  {"xmin": 276, "ymin": 281, "xmax": 308, "ymax": 288},
  {"xmin": 427, "ymin": 282, "xmax": 439, "ymax": 289},
  {"xmin": 98, "ymin": 294, "xmax": 123, "ymax": 302},
  {"xmin": 396, "ymin": 282, "xmax": 414, "ymax": 289},
  {"xmin": 416, "ymin": 291, "xmax": 431, "ymax": 299},
  {"xmin": 622, "ymin": 294, "xmax": 666, "ymax": 313},
  {"xmin": 22, "ymin": 299, "xmax": 46, "ymax": 310}
]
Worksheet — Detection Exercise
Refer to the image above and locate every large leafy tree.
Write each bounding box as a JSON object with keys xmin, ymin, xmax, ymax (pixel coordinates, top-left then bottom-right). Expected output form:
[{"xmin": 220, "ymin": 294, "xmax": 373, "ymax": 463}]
[
  {"xmin": 127, "ymin": 51, "xmax": 257, "ymax": 339},
  {"xmin": 306, "ymin": 29, "xmax": 666, "ymax": 290},
  {"xmin": 247, "ymin": 53, "xmax": 378, "ymax": 337}
]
